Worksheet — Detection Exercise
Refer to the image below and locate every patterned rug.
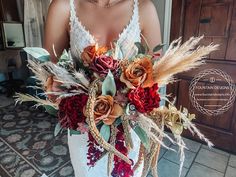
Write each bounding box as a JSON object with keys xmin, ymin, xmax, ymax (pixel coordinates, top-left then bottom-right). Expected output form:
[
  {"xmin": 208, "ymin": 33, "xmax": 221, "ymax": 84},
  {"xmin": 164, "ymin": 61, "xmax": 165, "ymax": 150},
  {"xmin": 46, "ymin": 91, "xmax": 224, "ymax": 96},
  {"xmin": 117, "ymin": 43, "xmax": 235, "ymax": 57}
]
[{"xmin": 0, "ymin": 99, "xmax": 75, "ymax": 177}]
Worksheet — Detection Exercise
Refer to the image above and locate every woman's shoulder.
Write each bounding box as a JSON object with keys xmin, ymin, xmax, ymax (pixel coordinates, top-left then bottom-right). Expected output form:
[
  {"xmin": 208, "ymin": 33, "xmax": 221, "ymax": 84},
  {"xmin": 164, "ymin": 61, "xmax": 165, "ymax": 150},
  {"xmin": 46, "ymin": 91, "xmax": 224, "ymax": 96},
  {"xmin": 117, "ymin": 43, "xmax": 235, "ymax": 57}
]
[
  {"xmin": 139, "ymin": 0, "xmax": 157, "ymax": 13},
  {"xmin": 49, "ymin": 0, "xmax": 71, "ymax": 16},
  {"xmin": 139, "ymin": 0, "xmax": 158, "ymax": 29}
]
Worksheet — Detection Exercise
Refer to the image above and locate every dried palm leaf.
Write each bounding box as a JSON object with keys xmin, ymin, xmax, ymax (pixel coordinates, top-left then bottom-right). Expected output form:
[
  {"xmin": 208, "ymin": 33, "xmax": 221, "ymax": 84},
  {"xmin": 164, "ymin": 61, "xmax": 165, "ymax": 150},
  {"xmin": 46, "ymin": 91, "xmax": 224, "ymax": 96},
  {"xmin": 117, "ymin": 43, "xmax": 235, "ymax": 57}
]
[{"xmin": 27, "ymin": 60, "xmax": 50, "ymax": 86}]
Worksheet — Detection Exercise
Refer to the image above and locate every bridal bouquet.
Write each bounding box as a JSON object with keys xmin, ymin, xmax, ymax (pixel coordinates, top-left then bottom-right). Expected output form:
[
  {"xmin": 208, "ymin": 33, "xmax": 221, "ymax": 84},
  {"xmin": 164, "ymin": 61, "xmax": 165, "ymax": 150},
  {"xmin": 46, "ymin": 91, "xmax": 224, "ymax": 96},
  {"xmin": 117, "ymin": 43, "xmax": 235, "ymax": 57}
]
[{"xmin": 16, "ymin": 36, "xmax": 218, "ymax": 177}]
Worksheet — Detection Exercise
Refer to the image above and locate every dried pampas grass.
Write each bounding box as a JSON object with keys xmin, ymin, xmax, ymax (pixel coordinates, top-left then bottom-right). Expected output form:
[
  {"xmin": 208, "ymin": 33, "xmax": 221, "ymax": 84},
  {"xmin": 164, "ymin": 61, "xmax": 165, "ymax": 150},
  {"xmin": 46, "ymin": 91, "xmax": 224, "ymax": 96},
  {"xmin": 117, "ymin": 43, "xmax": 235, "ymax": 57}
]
[
  {"xmin": 14, "ymin": 93, "xmax": 58, "ymax": 109},
  {"xmin": 153, "ymin": 36, "xmax": 219, "ymax": 86}
]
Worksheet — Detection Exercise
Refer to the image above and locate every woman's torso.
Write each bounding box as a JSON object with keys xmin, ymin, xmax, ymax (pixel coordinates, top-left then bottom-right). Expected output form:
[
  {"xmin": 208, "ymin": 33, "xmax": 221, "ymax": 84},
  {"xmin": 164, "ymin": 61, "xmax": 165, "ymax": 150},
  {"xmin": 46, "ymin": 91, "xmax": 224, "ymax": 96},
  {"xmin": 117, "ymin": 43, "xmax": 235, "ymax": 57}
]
[{"xmin": 69, "ymin": 0, "xmax": 141, "ymax": 59}]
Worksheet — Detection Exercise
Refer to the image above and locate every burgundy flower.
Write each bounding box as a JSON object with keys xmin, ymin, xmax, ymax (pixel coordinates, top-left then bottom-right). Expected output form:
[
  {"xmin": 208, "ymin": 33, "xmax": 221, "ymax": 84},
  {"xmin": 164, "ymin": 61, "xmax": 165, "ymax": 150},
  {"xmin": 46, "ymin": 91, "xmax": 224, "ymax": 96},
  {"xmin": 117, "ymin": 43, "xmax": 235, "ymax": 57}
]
[
  {"xmin": 111, "ymin": 125, "xmax": 134, "ymax": 177},
  {"xmin": 58, "ymin": 94, "xmax": 88, "ymax": 130},
  {"xmin": 90, "ymin": 55, "xmax": 119, "ymax": 76},
  {"xmin": 128, "ymin": 84, "xmax": 160, "ymax": 113},
  {"xmin": 87, "ymin": 133, "xmax": 104, "ymax": 167}
]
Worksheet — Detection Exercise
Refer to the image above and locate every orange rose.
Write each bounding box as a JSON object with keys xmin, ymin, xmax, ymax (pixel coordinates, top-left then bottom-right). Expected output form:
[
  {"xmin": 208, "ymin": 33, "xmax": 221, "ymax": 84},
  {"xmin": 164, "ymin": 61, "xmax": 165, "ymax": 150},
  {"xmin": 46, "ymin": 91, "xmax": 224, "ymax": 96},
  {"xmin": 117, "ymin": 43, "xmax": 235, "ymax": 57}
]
[
  {"xmin": 81, "ymin": 45, "xmax": 108, "ymax": 66},
  {"xmin": 120, "ymin": 57, "xmax": 154, "ymax": 89},
  {"xmin": 92, "ymin": 95, "xmax": 123, "ymax": 125}
]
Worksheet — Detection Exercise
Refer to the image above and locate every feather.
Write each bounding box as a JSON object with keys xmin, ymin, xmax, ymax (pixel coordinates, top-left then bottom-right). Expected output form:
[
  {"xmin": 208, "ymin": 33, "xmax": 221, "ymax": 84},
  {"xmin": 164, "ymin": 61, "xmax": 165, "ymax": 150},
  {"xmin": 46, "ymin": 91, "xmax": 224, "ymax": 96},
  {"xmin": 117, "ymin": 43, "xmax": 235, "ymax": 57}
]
[{"xmin": 153, "ymin": 36, "xmax": 219, "ymax": 86}]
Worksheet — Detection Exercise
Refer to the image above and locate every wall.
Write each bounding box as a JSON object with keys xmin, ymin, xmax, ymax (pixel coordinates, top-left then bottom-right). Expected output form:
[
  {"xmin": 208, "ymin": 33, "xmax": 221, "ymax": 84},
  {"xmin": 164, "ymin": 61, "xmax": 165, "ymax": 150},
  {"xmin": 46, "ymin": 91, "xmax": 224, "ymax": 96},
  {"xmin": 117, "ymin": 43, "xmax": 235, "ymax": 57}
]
[
  {"xmin": 153, "ymin": 0, "xmax": 172, "ymax": 106},
  {"xmin": 153, "ymin": 0, "xmax": 172, "ymax": 48}
]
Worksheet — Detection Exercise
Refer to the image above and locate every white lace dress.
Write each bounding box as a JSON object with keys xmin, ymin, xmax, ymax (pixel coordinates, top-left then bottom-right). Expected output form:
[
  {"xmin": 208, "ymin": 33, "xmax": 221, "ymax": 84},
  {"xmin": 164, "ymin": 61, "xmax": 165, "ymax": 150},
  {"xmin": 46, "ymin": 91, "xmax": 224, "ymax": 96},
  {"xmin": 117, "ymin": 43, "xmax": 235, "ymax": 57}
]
[{"xmin": 68, "ymin": 0, "xmax": 143, "ymax": 176}]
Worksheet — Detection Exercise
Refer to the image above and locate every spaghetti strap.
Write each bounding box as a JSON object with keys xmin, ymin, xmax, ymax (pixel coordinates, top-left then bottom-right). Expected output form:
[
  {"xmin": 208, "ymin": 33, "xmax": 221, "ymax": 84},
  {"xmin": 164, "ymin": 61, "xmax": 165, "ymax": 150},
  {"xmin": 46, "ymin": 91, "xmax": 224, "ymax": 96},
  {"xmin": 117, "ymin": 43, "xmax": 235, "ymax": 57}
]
[{"xmin": 69, "ymin": 0, "xmax": 77, "ymax": 22}]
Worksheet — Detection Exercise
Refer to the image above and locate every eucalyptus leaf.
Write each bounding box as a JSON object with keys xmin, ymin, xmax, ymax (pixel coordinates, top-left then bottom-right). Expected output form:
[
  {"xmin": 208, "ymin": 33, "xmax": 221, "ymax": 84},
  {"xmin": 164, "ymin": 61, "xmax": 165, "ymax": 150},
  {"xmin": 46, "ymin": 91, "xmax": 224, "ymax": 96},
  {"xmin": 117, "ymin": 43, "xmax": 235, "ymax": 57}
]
[
  {"xmin": 44, "ymin": 105, "xmax": 58, "ymax": 116},
  {"xmin": 54, "ymin": 123, "xmax": 62, "ymax": 136},
  {"xmin": 153, "ymin": 44, "xmax": 165, "ymax": 53},
  {"xmin": 100, "ymin": 124, "xmax": 111, "ymax": 142},
  {"xmin": 102, "ymin": 70, "xmax": 116, "ymax": 96},
  {"xmin": 114, "ymin": 117, "xmax": 122, "ymax": 127},
  {"xmin": 125, "ymin": 103, "xmax": 131, "ymax": 115},
  {"xmin": 133, "ymin": 125, "xmax": 150, "ymax": 150},
  {"xmin": 114, "ymin": 43, "xmax": 124, "ymax": 59},
  {"xmin": 70, "ymin": 129, "xmax": 81, "ymax": 136},
  {"xmin": 135, "ymin": 42, "xmax": 147, "ymax": 54},
  {"xmin": 23, "ymin": 47, "xmax": 50, "ymax": 62},
  {"xmin": 59, "ymin": 50, "xmax": 69, "ymax": 62},
  {"xmin": 105, "ymin": 50, "xmax": 113, "ymax": 57}
]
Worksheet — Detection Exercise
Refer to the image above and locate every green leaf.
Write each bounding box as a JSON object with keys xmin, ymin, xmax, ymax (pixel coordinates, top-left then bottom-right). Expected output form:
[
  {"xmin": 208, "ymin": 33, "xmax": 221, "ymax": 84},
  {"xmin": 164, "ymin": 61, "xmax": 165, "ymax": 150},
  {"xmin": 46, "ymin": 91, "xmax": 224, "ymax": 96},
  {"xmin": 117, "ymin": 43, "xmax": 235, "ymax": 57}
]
[
  {"xmin": 153, "ymin": 44, "xmax": 165, "ymax": 53},
  {"xmin": 114, "ymin": 43, "xmax": 124, "ymax": 59},
  {"xmin": 135, "ymin": 42, "xmax": 148, "ymax": 54},
  {"xmin": 102, "ymin": 70, "xmax": 116, "ymax": 96},
  {"xmin": 69, "ymin": 129, "xmax": 81, "ymax": 136},
  {"xmin": 44, "ymin": 105, "xmax": 58, "ymax": 116},
  {"xmin": 23, "ymin": 47, "xmax": 50, "ymax": 62},
  {"xmin": 125, "ymin": 103, "xmax": 131, "ymax": 115},
  {"xmin": 133, "ymin": 125, "xmax": 150, "ymax": 150},
  {"xmin": 54, "ymin": 123, "xmax": 62, "ymax": 136},
  {"xmin": 59, "ymin": 50, "xmax": 69, "ymax": 62},
  {"xmin": 114, "ymin": 117, "xmax": 122, "ymax": 127},
  {"xmin": 100, "ymin": 124, "xmax": 110, "ymax": 142},
  {"xmin": 105, "ymin": 50, "xmax": 113, "ymax": 57}
]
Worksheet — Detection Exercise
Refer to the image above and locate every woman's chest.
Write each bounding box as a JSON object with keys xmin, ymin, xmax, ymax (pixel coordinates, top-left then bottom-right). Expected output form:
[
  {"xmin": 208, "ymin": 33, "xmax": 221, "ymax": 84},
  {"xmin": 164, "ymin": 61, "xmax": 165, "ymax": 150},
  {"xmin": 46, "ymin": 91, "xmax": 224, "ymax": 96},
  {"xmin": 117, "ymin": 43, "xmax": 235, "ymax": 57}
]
[{"xmin": 74, "ymin": 1, "xmax": 135, "ymax": 46}]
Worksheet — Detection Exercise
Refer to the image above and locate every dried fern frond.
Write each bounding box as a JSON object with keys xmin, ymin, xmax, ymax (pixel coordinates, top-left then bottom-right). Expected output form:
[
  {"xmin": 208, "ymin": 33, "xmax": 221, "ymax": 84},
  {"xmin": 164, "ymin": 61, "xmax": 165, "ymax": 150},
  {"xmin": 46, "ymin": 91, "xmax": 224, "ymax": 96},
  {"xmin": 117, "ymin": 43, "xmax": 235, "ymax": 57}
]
[
  {"xmin": 153, "ymin": 36, "xmax": 219, "ymax": 86},
  {"xmin": 14, "ymin": 93, "xmax": 58, "ymax": 109}
]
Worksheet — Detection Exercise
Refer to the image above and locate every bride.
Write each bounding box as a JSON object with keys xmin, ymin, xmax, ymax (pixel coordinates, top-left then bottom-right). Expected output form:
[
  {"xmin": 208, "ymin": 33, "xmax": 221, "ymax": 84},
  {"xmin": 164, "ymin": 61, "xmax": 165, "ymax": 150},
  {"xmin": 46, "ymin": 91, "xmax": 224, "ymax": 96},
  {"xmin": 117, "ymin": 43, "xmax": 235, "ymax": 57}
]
[{"xmin": 44, "ymin": 0, "xmax": 161, "ymax": 176}]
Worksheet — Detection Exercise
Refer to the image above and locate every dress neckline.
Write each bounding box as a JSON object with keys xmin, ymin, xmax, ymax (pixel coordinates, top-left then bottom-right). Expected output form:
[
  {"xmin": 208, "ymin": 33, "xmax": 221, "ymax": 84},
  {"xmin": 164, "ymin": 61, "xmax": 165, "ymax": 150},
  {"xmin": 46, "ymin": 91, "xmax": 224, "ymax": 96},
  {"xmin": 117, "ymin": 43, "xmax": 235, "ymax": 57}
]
[{"xmin": 71, "ymin": 0, "xmax": 137, "ymax": 46}]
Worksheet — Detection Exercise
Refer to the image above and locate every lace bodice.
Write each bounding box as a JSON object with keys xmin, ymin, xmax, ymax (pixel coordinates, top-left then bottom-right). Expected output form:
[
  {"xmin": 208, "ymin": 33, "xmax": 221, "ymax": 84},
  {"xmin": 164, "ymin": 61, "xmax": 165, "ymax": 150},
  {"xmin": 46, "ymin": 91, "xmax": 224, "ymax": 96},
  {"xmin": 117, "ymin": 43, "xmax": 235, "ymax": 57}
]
[{"xmin": 69, "ymin": 0, "xmax": 141, "ymax": 60}]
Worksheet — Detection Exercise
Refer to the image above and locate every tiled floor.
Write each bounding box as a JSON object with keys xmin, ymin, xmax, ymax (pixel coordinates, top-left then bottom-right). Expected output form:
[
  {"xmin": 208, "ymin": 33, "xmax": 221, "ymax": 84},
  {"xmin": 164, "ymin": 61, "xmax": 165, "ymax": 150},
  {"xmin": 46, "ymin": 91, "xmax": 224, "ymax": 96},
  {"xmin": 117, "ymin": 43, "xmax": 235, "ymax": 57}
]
[{"xmin": 152, "ymin": 137, "xmax": 236, "ymax": 177}]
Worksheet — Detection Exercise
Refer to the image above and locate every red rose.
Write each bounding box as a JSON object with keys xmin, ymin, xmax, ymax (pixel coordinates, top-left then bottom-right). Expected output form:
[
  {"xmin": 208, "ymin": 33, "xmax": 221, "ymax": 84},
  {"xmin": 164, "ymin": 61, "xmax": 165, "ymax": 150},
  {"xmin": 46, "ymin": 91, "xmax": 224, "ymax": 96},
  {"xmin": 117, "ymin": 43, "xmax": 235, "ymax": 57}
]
[
  {"xmin": 128, "ymin": 84, "xmax": 160, "ymax": 113},
  {"xmin": 90, "ymin": 55, "xmax": 118, "ymax": 76},
  {"xmin": 58, "ymin": 94, "xmax": 88, "ymax": 130}
]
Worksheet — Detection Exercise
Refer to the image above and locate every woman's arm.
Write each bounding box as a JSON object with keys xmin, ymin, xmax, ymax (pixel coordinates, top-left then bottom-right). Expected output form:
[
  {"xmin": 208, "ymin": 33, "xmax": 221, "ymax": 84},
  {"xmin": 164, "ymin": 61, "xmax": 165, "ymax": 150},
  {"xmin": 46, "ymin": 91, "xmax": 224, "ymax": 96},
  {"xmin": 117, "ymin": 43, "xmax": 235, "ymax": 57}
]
[
  {"xmin": 139, "ymin": 0, "xmax": 162, "ymax": 52},
  {"xmin": 44, "ymin": 0, "xmax": 70, "ymax": 63}
]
